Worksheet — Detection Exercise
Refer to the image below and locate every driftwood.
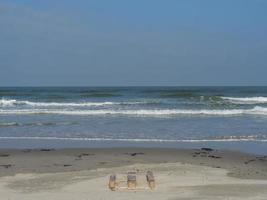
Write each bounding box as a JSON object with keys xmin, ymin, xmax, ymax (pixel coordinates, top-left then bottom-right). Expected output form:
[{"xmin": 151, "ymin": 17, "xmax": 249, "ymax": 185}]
[
  {"xmin": 127, "ymin": 172, "xmax": 137, "ymax": 189},
  {"xmin": 109, "ymin": 174, "xmax": 116, "ymax": 191},
  {"xmin": 146, "ymin": 171, "xmax": 155, "ymax": 189}
]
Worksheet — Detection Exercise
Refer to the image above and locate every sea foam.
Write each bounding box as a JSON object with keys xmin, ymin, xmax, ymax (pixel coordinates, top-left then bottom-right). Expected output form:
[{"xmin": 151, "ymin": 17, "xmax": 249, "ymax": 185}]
[
  {"xmin": 0, "ymin": 106, "xmax": 267, "ymax": 116},
  {"xmin": 222, "ymin": 97, "xmax": 267, "ymax": 104},
  {"xmin": 0, "ymin": 99, "xmax": 118, "ymax": 107},
  {"xmin": 0, "ymin": 99, "xmax": 156, "ymax": 107}
]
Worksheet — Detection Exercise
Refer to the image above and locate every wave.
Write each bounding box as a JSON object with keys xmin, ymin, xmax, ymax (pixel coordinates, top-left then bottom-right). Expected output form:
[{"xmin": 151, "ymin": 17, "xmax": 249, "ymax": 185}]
[
  {"xmin": 0, "ymin": 136, "xmax": 266, "ymax": 142},
  {"xmin": 80, "ymin": 93, "xmax": 119, "ymax": 98},
  {"xmin": 0, "ymin": 99, "xmax": 122, "ymax": 107},
  {"xmin": 0, "ymin": 121, "xmax": 77, "ymax": 127},
  {"xmin": 160, "ymin": 91, "xmax": 198, "ymax": 98},
  {"xmin": 0, "ymin": 99, "xmax": 159, "ymax": 107},
  {"xmin": 1, "ymin": 106, "xmax": 267, "ymax": 116},
  {"xmin": 0, "ymin": 122, "xmax": 20, "ymax": 127},
  {"xmin": 222, "ymin": 97, "xmax": 267, "ymax": 104},
  {"xmin": 0, "ymin": 99, "xmax": 17, "ymax": 106}
]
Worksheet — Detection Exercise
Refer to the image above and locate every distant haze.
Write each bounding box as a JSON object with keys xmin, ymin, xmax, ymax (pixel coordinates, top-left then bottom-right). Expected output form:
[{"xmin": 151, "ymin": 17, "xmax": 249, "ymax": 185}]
[{"xmin": 0, "ymin": 0, "xmax": 267, "ymax": 86}]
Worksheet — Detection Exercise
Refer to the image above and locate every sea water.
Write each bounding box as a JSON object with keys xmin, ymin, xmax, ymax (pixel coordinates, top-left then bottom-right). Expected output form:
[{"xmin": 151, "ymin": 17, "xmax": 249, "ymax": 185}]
[{"xmin": 1, "ymin": 87, "xmax": 267, "ymax": 154}]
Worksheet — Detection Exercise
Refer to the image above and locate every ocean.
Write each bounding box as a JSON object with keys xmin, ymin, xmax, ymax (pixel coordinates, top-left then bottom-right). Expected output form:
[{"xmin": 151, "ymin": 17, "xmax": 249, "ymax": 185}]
[{"xmin": 1, "ymin": 86, "xmax": 267, "ymax": 154}]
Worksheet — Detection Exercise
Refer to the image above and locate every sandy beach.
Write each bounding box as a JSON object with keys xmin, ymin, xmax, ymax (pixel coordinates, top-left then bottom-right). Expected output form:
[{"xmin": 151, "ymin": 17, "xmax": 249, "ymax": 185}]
[{"xmin": 0, "ymin": 148, "xmax": 266, "ymax": 200}]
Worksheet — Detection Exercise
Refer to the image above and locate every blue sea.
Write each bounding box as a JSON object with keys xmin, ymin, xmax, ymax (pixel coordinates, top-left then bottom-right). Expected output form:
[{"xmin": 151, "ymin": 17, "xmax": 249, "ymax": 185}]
[{"xmin": 1, "ymin": 87, "xmax": 267, "ymax": 154}]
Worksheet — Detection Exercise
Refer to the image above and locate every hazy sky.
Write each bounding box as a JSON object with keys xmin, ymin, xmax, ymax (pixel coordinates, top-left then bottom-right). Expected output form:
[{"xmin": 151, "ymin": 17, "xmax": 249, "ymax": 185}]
[{"xmin": 0, "ymin": 0, "xmax": 267, "ymax": 86}]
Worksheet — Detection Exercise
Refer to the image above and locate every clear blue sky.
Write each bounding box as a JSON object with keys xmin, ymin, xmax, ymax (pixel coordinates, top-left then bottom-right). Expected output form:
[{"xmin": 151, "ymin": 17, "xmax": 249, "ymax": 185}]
[{"xmin": 0, "ymin": 0, "xmax": 267, "ymax": 86}]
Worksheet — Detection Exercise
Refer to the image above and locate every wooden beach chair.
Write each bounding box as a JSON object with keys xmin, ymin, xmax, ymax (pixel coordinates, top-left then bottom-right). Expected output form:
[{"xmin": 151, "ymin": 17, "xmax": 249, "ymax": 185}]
[
  {"xmin": 127, "ymin": 172, "xmax": 137, "ymax": 189},
  {"xmin": 146, "ymin": 171, "xmax": 155, "ymax": 189},
  {"xmin": 109, "ymin": 174, "xmax": 116, "ymax": 191}
]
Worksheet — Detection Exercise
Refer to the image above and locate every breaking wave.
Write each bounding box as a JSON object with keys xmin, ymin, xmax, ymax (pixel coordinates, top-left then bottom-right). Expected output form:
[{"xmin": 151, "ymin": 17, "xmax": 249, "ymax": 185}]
[
  {"xmin": 0, "ymin": 122, "xmax": 20, "ymax": 127},
  {"xmin": 0, "ymin": 106, "xmax": 267, "ymax": 116},
  {"xmin": 222, "ymin": 97, "xmax": 267, "ymax": 104},
  {"xmin": 0, "ymin": 99, "xmax": 117, "ymax": 107},
  {"xmin": 0, "ymin": 121, "xmax": 77, "ymax": 127},
  {"xmin": 0, "ymin": 99, "xmax": 156, "ymax": 107}
]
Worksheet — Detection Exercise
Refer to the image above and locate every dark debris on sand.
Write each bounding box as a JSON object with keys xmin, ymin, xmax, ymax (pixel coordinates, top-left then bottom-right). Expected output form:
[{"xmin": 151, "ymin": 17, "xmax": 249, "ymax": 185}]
[
  {"xmin": 201, "ymin": 148, "xmax": 214, "ymax": 152},
  {"xmin": 124, "ymin": 152, "xmax": 145, "ymax": 157},
  {"xmin": 40, "ymin": 149, "xmax": 55, "ymax": 152},
  {"xmin": 0, "ymin": 164, "xmax": 13, "ymax": 169},
  {"xmin": 77, "ymin": 153, "xmax": 94, "ymax": 159},
  {"xmin": 0, "ymin": 154, "xmax": 10, "ymax": 157},
  {"xmin": 192, "ymin": 148, "xmax": 221, "ymax": 159},
  {"xmin": 245, "ymin": 156, "xmax": 267, "ymax": 164}
]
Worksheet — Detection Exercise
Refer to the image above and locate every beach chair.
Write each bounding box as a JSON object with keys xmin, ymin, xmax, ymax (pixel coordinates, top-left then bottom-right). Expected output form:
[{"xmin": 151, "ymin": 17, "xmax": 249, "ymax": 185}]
[
  {"xmin": 146, "ymin": 171, "xmax": 155, "ymax": 189},
  {"xmin": 109, "ymin": 174, "xmax": 116, "ymax": 191},
  {"xmin": 127, "ymin": 172, "xmax": 137, "ymax": 189}
]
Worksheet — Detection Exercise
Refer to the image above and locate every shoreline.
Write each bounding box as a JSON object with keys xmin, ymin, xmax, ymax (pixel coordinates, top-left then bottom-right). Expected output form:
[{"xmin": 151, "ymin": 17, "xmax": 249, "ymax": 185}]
[
  {"xmin": 0, "ymin": 147, "xmax": 266, "ymax": 179},
  {"xmin": 1, "ymin": 138, "xmax": 267, "ymax": 155}
]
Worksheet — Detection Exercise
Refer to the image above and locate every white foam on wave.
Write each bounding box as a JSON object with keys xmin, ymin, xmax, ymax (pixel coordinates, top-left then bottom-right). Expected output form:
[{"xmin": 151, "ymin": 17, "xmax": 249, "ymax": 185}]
[
  {"xmin": 0, "ymin": 99, "xmax": 17, "ymax": 106},
  {"xmin": 0, "ymin": 98, "xmax": 156, "ymax": 107},
  {"xmin": 0, "ymin": 106, "xmax": 267, "ymax": 116},
  {"xmin": 24, "ymin": 101, "xmax": 116, "ymax": 107},
  {"xmin": 0, "ymin": 99, "xmax": 119, "ymax": 107},
  {"xmin": 0, "ymin": 136, "xmax": 266, "ymax": 142},
  {"xmin": 222, "ymin": 97, "xmax": 267, "ymax": 104},
  {"xmin": 0, "ymin": 122, "xmax": 19, "ymax": 126},
  {"xmin": 0, "ymin": 121, "xmax": 77, "ymax": 127}
]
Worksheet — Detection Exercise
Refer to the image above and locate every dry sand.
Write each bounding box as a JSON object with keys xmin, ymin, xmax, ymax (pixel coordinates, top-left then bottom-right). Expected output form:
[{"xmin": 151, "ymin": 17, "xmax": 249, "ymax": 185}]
[{"xmin": 0, "ymin": 148, "xmax": 267, "ymax": 200}]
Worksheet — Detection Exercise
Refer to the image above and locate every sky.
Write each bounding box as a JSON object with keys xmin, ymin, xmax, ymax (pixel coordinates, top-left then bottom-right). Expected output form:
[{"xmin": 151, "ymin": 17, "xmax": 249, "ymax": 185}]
[{"xmin": 0, "ymin": 0, "xmax": 267, "ymax": 86}]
